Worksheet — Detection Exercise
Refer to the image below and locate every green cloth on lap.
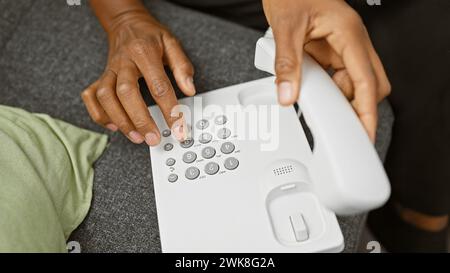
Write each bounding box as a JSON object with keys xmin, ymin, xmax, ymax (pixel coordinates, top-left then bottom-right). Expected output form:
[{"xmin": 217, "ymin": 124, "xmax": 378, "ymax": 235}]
[{"xmin": 0, "ymin": 105, "xmax": 108, "ymax": 252}]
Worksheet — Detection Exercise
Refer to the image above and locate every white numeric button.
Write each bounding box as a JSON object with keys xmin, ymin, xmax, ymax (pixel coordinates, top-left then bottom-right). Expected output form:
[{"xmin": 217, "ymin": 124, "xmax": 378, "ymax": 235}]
[
  {"xmin": 220, "ymin": 142, "xmax": 235, "ymax": 154},
  {"xmin": 199, "ymin": 133, "xmax": 212, "ymax": 144},
  {"xmin": 166, "ymin": 158, "xmax": 176, "ymax": 166},
  {"xmin": 180, "ymin": 138, "xmax": 194, "ymax": 148},
  {"xmin": 224, "ymin": 157, "xmax": 239, "ymax": 170},
  {"xmin": 196, "ymin": 119, "xmax": 209, "ymax": 130},
  {"xmin": 168, "ymin": 174, "xmax": 178, "ymax": 183},
  {"xmin": 162, "ymin": 129, "xmax": 171, "ymax": 137},
  {"xmin": 202, "ymin": 146, "xmax": 216, "ymax": 159},
  {"xmin": 205, "ymin": 162, "xmax": 220, "ymax": 175},
  {"xmin": 183, "ymin": 151, "xmax": 197, "ymax": 163},
  {"xmin": 217, "ymin": 128, "xmax": 231, "ymax": 139},
  {"xmin": 164, "ymin": 143, "xmax": 174, "ymax": 151},
  {"xmin": 215, "ymin": 115, "xmax": 227, "ymax": 125},
  {"xmin": 185, "ymin": 167, "xmax": 200, "ymax": 180}
]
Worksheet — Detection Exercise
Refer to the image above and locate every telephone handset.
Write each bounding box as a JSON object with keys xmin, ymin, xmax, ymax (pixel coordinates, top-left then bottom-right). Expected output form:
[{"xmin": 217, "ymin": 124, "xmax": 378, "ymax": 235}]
[{"xmin": 255, "ymin": 29, "xmax": 390, "ymax": 214}]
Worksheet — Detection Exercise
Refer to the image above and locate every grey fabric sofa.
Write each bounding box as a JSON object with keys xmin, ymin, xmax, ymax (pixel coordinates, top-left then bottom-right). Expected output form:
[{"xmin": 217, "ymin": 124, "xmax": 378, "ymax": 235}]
[{"xmin": 0, "ymin": 0, "xmax": 394, "ymax": 252}]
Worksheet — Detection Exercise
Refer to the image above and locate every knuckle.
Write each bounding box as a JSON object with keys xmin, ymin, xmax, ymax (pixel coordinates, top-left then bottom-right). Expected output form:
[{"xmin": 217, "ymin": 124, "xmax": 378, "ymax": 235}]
[
  {"xmin": 96, "ymin": 87, "xmax": 114, "ymax": 101},
  {"xmin": 133, "ymin": 118, "xmax": 149, "ymax": 130},
  {"xmin": 275, "ymin": 57, "xmax": 297, "ymax": 74},
  {"xmin": 116, "ymin": 83, "xmax": 136, "ymax": 98},
  {"xmin": 336, "ymin": 10, "xmax": 365, "ymax": 37},
  {"xmin": 150, "ymin": 78, "xmax": 171, "ymax": 97},
  {"xmin": 344, "ymin": 10, "xmax": 364, "ymax": 28},
  {"xmin": 81, "ymin": 88, "xmax": 91, "ymax": 99},
  {"xmin": 128, "ymin": 39, "xmax": 149, "ymax": 55},
  {"xmin": 272, "ymin": 15, "xmax": 295, "ymax": 29},
  {"xmin": 358, "ymin": 77, "xmax": 377, "ymax": 94},
  {"xmin": 90, "ymin": 112, "xmax": 104, "ymax": 124},
  {"xmin": 164, "ymin": 35, "xmax": 181, "ymax": 47},
  {"xmin": 174, "ymin": 60, "xmax": 194, "ymax": 74},
  {"xmin": 116, "ymin": 120, "xmax": 131, "ymax": 131}
]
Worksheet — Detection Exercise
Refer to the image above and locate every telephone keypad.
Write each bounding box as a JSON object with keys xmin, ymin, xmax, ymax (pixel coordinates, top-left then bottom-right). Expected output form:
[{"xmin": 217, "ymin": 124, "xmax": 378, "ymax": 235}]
[{"xmin": 162, "ymin": 114, "xmax": 239, "ymax": 182}]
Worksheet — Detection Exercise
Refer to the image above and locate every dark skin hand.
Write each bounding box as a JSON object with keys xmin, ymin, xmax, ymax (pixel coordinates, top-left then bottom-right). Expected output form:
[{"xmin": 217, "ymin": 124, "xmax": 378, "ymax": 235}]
[
  {"xmin": 263, "ymin": 0, "xmax": 391, "ymax": 142},
  {"xmin": 83, "ymin": 0, "xmax": 194, "ymax": 146}
]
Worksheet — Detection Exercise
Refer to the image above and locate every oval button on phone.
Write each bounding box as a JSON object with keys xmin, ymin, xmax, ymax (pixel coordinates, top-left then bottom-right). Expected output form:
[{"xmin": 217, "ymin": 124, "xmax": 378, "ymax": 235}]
[{"xmin": 224, "ymin": 157, "xmax": 239, "ymax": 170}]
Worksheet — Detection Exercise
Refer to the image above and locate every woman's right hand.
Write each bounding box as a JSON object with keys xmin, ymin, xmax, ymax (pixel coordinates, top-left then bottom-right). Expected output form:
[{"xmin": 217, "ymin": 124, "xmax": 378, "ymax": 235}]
[{"xmin": 82, "ymin": 6, "xmax": 195, "ymax": 146}]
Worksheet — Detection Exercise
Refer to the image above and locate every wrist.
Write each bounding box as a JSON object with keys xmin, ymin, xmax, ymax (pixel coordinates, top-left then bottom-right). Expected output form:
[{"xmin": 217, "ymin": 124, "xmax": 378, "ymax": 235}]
[
  {"xmin": 90, "ymin": 0, "xmax": 155, "ymax": 34},
  {"xmin": 106, "ymin": 8, "xmax": 152, "ymax": 35}
]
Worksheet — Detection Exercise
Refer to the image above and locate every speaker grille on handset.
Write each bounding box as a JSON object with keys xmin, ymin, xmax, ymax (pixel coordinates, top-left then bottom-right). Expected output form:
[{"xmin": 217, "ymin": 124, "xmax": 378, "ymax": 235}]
[{"xmin": 272, "ymin": 165, "xmax": 294, "ymax": 176}]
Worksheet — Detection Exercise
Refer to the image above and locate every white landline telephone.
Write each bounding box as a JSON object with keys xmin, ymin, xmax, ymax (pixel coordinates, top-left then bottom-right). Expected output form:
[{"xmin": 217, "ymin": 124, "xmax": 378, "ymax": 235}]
[{"xmin": 148, "ymin": 29, "xmax": 390, "ymax": 252}]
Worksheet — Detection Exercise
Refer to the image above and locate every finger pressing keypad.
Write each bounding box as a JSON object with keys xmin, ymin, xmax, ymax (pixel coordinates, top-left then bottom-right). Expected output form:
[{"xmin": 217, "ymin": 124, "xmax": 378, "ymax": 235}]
[{"xmin": 161, "ymin": 114, "xmax": 239, "ymax": 182}]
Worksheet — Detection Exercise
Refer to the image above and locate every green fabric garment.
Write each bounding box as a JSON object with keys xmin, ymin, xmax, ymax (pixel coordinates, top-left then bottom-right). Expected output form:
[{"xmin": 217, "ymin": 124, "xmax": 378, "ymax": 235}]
[{"xmin": 0, "ymin": 105, "xmax": 108, "ymax": 252}]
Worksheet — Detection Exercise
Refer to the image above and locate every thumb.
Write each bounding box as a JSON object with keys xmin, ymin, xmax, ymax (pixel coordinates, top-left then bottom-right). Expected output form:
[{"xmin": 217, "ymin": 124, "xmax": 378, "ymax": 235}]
[{"xmin": 273, "ymin": 24, "xmax": 307, "ymax": 106}]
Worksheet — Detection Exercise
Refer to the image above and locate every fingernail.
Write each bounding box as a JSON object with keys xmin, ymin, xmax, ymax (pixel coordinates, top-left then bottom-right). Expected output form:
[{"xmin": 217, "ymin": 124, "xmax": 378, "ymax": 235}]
[
  {"xmin": 128, "ymin": 130, "xmax": 144, "ymax": 144},
  {"xmin": 145, "ymin": 132, "xmax": 160, "ymax": 146},
  {"xmin": 172, "ymin": 123, "xmax": 185, "ymax": 141},
  {"xmin": 278, "ymin": 81, "xmax": 294, "ymax": 105},
  {"xmin": 185, "ymin": 77, "xmax": 196, "ymax": 95},
  {"xmin": 172, "ymin": 117, "xmax": 187, "ymax": 141},
  {"xmin": 106, "ymin": 123, "xmax": 118, "ymax": 132}
]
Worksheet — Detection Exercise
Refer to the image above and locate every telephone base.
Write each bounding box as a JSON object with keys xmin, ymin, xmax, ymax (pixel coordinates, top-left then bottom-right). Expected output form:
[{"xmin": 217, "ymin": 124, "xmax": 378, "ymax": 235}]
[{"xmin": 149, "ymin": 77, "xmax": 344, "ymax": 252}]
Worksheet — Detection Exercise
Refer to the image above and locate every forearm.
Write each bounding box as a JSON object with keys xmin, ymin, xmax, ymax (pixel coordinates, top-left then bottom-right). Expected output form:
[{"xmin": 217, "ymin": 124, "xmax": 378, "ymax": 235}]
[{"xmin": 90, "ymin": 0, "xmax": 151, "ymax": 33}]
